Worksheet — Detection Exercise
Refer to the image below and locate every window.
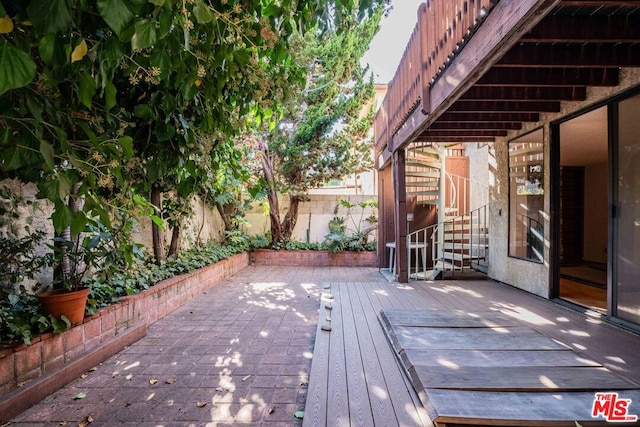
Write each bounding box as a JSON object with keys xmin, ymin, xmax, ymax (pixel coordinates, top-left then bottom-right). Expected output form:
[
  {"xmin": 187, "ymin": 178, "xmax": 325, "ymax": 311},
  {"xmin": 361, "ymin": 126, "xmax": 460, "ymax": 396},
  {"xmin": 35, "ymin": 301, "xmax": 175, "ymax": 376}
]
[{"xmin": 509, "ymin": 129, "xmax": 544, "ymax": 262}]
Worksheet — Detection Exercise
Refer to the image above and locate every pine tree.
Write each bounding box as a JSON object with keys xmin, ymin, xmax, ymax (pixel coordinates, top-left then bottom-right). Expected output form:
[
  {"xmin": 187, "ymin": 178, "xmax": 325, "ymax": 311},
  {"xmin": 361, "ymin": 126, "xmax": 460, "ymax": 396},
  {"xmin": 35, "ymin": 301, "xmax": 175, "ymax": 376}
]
[{"xmin": 251, "ymin": 3, "xmax": 384, "ymax": 246}]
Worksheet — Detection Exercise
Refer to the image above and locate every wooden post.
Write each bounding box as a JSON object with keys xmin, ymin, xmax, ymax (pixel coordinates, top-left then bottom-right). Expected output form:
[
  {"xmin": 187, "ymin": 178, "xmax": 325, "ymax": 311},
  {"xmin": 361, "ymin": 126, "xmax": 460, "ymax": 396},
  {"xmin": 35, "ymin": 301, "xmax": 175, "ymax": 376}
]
[
  {"xmin": 393, "ymin": 149, "xmax": 408, "ymax": 283},
  {"xmin": 377, "ymin": 164, "xmax": 386, "ymax": 269}
]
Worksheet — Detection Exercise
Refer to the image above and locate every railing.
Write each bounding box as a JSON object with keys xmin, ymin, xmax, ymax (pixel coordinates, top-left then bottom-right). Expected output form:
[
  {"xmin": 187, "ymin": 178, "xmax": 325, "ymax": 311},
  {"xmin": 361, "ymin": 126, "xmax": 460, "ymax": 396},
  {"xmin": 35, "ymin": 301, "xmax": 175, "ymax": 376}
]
[
  {"xmin": 374, "ymin": 0, "xmax": 498, "ymax": 151},
  {"xmin": 407, "ymin": 203, "xmax": 489, "ymax": 279},
  {"xmin": 446, "ymin": 172, "xmax": 489, "ymax": 216}
]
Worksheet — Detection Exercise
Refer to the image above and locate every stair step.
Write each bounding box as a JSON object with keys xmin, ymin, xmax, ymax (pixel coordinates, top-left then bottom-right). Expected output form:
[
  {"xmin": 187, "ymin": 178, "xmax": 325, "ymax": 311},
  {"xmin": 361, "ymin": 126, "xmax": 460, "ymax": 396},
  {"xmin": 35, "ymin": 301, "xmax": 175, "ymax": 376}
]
[
  {"xmin": 406, "ymin": 160, "xmax": 441, "ymax": 169},
  {"xmin": 434, "ymin": 260, "xmax": 463, "ymax": 271},
  {"xmin": 443, "ymin": 244, "xmax": 487, "ymax": 251},
  {"xmin": 409, "ymin": 190, "xmax": 440, "ymax": 197},
  {"xmin": 407, "ymin": 145, "xmax": 440, "ymax": 156},
  {"xmin": 406, "ymin": 171, "xmax": 441, "ymax": 179},
  {"xmin": 443, "ymin": 223, "xmax": 488, "ymax": 232},
  {"xmin": 406, "ymin": 182, "xmax": 439, "ymax": 188},
  {"xmin": 443, "ymin": 234, "xmax": 489, "ymax": 242},
  {"xmin": 442, "ymin": 252, "xmax": 477, "ymax": 261}
]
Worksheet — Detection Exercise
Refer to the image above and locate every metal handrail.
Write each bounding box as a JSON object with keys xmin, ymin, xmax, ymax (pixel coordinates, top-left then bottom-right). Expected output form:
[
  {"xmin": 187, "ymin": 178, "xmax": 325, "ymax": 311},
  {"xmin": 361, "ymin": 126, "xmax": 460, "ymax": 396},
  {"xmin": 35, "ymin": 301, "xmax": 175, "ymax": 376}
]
[
  {"xmin": 445, "ymin": 172, "xmax": 490, "ymax": 215},
  {"xmin": 407, "ymin": 203, "xmax": 489, "ymax": 279}
]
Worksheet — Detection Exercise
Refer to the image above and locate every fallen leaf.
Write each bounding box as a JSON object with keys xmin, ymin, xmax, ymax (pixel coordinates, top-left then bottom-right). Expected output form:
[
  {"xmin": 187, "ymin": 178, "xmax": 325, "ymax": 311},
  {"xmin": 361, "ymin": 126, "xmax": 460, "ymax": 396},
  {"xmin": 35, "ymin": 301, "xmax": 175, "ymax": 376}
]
[
  {"xmin": 78, "ymin": 414, "xmax": 93, "ymax": 427},
  {"xmin": 165, "ymin": 377, "xmax": 177, "ymax": 384},
  {"xmin": 196, "ymin": 401, "xmax": 207, "ymax": 408},
  {"xmin": 73, "ymin": 392, "xmax": 86, "ymax": 400},
  {"xmin": 149, "ymin": 378, "xmax": 158, "ymax": 385}
]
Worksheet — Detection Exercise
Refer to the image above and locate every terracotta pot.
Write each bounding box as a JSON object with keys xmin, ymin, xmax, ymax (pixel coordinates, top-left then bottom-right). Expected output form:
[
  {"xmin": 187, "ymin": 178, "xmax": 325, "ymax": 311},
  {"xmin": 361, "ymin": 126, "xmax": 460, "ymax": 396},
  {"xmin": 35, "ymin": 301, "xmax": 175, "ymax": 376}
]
[{"xmin": 37, "ymin": 288, "xmax": 90, "ymax": 325}]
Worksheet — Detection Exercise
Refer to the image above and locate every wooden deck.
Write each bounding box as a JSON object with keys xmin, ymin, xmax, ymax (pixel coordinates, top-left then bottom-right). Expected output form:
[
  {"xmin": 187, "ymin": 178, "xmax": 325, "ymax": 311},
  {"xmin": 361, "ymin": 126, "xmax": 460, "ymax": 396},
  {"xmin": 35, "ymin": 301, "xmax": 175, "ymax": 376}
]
[{"xmin": 304, "ymin": 276, "xmax": 640, "ymax": 426}]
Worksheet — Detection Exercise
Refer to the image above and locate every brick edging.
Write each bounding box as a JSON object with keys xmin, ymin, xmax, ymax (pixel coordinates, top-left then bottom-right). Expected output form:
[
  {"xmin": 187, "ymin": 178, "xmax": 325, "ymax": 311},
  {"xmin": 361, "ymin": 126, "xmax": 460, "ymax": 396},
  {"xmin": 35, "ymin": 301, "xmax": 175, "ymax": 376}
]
[
  {"xmin": 249, "ymin": 249, "xmax": 378, "ymax": 267},
  {"xmin": 0, "ymin": 251, "xmax": 249, "ymax": 404}
]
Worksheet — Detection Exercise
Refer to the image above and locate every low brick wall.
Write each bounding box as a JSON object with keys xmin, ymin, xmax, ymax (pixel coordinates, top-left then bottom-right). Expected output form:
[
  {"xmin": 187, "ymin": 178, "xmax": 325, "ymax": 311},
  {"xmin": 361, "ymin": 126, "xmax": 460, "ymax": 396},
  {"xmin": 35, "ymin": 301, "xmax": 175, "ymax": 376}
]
[
  {"xmin": 0, "ymin": 252, "xmax": 249, "ymax": 397},
  {"xmin": 249, "ymin": 249, "xmax": 378, "ymax": 267}
]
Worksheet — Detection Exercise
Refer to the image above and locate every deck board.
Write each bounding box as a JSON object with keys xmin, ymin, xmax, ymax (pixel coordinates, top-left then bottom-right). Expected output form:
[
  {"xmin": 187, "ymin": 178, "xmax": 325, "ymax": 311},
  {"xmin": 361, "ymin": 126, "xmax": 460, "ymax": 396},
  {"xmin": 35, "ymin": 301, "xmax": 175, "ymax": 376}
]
[
  {"xmin": 404, "ymin": 349, "xmax": 601, "ymax": 368},
  {"xmin": 303, "ymin": 289, "xmax": 334, "ymax": 427},
  {"xmin": 341, "ymin": 283, "xmax": 376, "ymax": 427},
  {"xmin": 326, "ymin": 284, "xmax": 350, "ymax": 426},
  {"xmin": 379, "ymin": 307, "xmax": 640, "ymax": 425},
  {"xmin": 352, "ymin": 282, "xmax": 432, "ymax": 426},
  {"xmin": 304, "ymin": 274, "xmax": 640, "ymax": 426},
  {"xmin": 412, "ymin": 365, "xmax": 636, "ymax": 391},
  {"xmin": 426, "ymin": 389, "xmax": 640, "ymax": 426},
  {"xmin": 347, "ymin": 283, "xmax": 402, "ymax": 426},
  {"xmin": 392, "ymin": 325, "xmax": 568, "ymax": 351}
]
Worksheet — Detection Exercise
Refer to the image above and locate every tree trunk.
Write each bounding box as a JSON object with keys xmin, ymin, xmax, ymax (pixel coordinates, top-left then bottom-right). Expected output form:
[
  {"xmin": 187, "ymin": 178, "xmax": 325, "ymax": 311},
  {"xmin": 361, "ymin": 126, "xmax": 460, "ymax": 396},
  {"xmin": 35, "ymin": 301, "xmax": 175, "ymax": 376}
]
[
  {"xmin": 259, "ymin": 149, "xmax": 283, "ymax": 245},
  {"xmin": 281, "ymin": 195, "xmax": 300, "ymax": 240},
  {"xmin": 167, "ymin": 224, "xmax": 180, "ymax": 257},
  {"xmin": 150, "ymin": 185, "xmax": 165, "ymax": 263},
  {"xmin": 216, "ymin": 203, "xmax": 234, "ymax": 232},
  {"xmin": 55, "ymin": 182, "xmax": 83, "ymax": 287}
]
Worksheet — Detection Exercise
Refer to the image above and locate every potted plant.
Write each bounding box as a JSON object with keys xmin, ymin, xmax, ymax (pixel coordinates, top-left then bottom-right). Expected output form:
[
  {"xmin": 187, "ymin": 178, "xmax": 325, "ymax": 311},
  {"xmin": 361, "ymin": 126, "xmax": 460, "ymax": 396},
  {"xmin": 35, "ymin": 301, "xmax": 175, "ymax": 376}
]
[{"xmin": 37, "ymin": 217, "xmax": 116, "ymax": 325}]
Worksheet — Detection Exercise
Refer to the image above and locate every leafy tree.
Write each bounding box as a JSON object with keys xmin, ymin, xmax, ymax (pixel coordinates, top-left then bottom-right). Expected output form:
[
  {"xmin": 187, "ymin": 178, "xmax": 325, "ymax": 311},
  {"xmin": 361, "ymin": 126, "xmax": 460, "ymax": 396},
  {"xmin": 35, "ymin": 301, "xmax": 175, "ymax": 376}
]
[
  {"xmin": 246, "ymin": 3, "xmax": 384, "ymax": 246},
  {"xmin": 0, "ymin": 0, "xmax": 381, "ymax": 264}
]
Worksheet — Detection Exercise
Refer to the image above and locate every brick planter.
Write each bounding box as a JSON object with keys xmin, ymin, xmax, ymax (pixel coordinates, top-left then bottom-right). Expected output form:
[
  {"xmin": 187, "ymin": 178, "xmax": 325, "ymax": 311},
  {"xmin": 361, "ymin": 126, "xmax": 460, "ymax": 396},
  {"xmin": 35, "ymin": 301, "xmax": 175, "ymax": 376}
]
[
  {"xmin": 0, "ymin": 252, "xmax": 249, "ymax": 406},
  {"xmin": 249, "ymin": 249, "xmax": 378, "ymax": 267}
]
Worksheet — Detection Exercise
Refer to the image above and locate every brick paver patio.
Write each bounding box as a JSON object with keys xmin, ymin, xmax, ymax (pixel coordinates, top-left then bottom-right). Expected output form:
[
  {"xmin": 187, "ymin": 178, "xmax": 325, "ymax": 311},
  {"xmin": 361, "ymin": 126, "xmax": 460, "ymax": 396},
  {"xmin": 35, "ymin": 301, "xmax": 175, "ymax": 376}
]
[{"xmin": 8, "ymin": 266, "xmax": 384, "ymax": 426}]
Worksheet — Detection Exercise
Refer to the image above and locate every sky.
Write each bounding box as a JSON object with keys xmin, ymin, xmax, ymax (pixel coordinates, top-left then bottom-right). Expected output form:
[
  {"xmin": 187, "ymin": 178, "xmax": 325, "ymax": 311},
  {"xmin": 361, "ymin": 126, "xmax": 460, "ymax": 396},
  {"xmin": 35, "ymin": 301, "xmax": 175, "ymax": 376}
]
[{"xmin": 362, "ymin": 0, "xmax": 425, "ymax": 84}]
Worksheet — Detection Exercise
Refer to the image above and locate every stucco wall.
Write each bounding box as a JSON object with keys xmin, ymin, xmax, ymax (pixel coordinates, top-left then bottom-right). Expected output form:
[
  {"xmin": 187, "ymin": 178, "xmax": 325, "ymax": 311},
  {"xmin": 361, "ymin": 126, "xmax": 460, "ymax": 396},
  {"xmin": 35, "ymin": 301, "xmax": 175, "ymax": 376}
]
[
  {"xmin": 243, "ymin": 194, "xmax": 378, "ymax": 243},
  {"xmin": 0, "ymin": 180, "xmax": 226, "ymax": 290},
  {"xmin": 486, "ymin": 68, "xmax": 640, "ymax": 298}
]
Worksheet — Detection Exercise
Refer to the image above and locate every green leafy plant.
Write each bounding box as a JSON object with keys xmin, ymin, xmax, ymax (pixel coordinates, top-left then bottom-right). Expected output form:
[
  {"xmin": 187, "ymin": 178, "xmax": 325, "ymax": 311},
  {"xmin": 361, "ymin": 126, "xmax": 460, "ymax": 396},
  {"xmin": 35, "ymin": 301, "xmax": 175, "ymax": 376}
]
[
  {"xmin": 324, "ymin": 198, "xmax": 378, "ymax": 253},
  {"xmin": 0, "ymin": 185, "xmax": 56, "ymax": 344}
]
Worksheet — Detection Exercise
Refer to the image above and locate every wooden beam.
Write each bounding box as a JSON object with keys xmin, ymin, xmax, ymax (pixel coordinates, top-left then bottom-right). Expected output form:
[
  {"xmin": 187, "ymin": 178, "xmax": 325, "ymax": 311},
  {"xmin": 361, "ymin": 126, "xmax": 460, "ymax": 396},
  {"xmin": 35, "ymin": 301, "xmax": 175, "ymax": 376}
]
[
  {"xmin": 460, "ymin": 86, "xmax": 587, "ymax": 101},
  {"xmin": 475, "ymin": 67, "xmax": 619, "ymax": 87},
  {"xmin": 522, "ymin": 15, "xmax": 640, "ymax": 43},
  {"xmin": 497, "ymin": 43, "xmax": 640, "ymax": 68},
  {"xmin": 414, "ymin": 136, "xmax": 497, "ymax": 143},
  {"xmin": 417, "ymin": 130, "xmax": 508, "ymax": 137},
  {"xmin": 393, "ymin": 0, "xmax": 562, "ymax": 152},
  {"xmin": 429, "ymin": 122, "xmax": 523, "ymax": 131},
  {"xmin": 436, "ymin": 112, "xmax": 541, "ymax": 123},
  {"xmin": 448, "ymin": 100, "xmax": 561, "ymax": 113},
  {"xmin": 561, "ymin": 1, "xmax": 640, "ymax": 5},
  {"xmin": 393, "ymin": 150, "xmax": 408, "ymax": 283}
]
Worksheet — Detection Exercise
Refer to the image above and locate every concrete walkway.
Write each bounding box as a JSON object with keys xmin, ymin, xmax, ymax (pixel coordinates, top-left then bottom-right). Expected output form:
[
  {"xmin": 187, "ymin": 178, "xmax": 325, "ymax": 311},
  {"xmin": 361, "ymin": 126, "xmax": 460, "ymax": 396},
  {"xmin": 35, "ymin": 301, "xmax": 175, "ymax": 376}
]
[{"xmin": 8, "ymin": 266, "xmax": 385, "ymax": 426}]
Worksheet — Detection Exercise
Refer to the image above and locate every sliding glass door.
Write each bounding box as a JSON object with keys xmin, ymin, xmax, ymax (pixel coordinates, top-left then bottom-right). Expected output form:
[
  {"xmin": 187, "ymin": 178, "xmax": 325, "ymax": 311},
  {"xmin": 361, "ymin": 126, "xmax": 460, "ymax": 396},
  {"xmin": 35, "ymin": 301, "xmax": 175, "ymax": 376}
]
[{"xmin": 615, "ymin": 93, "xmax": 640, "ymax": 324}]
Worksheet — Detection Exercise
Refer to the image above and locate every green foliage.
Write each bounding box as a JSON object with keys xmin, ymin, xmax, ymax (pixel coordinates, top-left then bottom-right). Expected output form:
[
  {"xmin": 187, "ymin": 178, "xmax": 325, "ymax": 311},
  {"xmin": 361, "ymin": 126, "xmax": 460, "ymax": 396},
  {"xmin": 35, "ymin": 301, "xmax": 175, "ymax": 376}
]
[
  {"xmin": 324, "ymin": 198, "xmax": 378, "ymax": 253},
  {"xmin": 270, "ymin": 238, "xmax": 326, "ymax": 251},
  {"xmin": 1, "ymin": 239, "xmax": 244, "ymax": 346},
  {"xmin": 248, "ymin": 234, "xmax": 270, "ymax": 249},
  {"xmin": 246, "ymin": 2, "xmax": 385, "ymax": 245},
  {"xmin": 0, "ymin": 0, "xmax": 372, "ymax": 252}
]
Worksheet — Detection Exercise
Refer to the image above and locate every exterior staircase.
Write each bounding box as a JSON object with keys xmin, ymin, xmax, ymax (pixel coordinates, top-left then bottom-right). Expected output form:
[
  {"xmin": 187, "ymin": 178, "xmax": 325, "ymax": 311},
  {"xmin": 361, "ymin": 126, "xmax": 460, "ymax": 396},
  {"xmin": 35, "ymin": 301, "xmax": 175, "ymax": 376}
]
[
  {"xmin": 404, "ymin": 142, "xmax": 489, "ymax": 280},
  {"xmin": 406, "ymin": 143, "xmax": 443, "ymax": 208}
]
